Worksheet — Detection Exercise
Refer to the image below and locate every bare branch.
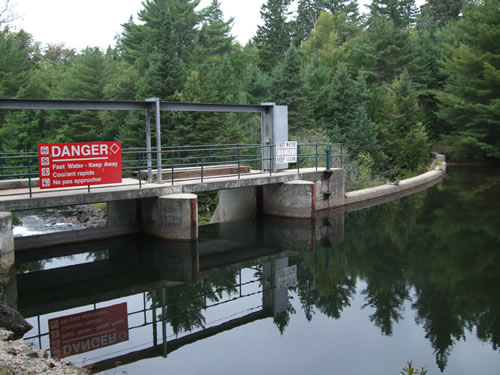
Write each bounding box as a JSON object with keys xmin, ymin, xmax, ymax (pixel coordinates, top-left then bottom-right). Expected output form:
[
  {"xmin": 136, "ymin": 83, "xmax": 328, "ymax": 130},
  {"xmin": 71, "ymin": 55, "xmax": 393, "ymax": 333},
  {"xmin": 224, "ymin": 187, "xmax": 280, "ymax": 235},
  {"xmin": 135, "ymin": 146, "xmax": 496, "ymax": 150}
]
[{"xmin": 0, "ymin": 0, "xmax": 18, "ymax": 28}]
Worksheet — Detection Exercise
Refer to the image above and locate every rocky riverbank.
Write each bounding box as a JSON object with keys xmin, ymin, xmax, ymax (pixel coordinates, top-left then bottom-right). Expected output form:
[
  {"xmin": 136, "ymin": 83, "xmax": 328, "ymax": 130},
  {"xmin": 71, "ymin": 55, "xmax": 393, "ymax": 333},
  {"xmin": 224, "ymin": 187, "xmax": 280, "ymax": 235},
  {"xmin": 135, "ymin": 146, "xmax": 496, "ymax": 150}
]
[
  {"xmin": 0, "ymin": 328, "xmax": 88, "ymax": 375},
  {"xmin": 13, "ymin": 205, "xmax": 107, "ymax": 237}
]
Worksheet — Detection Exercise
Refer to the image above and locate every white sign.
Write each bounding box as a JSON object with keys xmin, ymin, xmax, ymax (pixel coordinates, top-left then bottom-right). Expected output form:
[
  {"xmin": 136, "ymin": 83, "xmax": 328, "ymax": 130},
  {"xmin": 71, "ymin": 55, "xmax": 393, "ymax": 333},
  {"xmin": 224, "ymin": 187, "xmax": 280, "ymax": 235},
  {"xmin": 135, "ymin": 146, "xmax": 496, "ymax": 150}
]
[
  {"xmin": 275, "ymin": 265, "xmax": 297, "ymax": 288},
  {"xmin": 276, "ymin": 141, "xmax": 297, "ymax": 163}
]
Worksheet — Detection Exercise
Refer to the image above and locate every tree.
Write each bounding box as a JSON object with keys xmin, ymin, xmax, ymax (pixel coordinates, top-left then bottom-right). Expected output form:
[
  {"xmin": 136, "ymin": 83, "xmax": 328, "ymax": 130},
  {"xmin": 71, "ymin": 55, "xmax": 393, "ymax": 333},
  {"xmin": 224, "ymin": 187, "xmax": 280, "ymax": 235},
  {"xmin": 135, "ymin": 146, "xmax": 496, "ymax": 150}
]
[
  {"xmin": 254, "ymin": 0, "xmax": 293, "ymax": 73},
  {"xmin": 0, "ymin": 28, "xmax": 38, "ymax": 97},
  {"xmin": 293, "ymin": 0, "xmax": 323, "ymax": 44},
  {"xmin": 436, "ymin": 0, "xmax": 500, "ymax": 160},
  {"xmin": 0, "ymin": 0, "xmax": 16, "ymax": 28},
  {"xmin": 272, "ymin": 45, "xmax": 312, "ymax": 135},
  {"xmin": 347, "ymin": 15, "xmax": 411, "ymax": 83},
  {"xmin": 47, "ymin": 47, "xmax": 116, "ymax": 142},
  {"xmin": 322, "ymin": 65, "xmax": 371, "ymax": 141},
  {"xmin": 368, "ymin": 0, "xmax": 418, "ymax": 28},
  {"xmin": 193, "ymin": 0, "xmax": 234, "ymax": 62},
  {"xmin": 420, "ymin": 0, "xmax": 463, "ymax": 28},
  {"xmin": 377, "ymin": 70, "xmax": 430, "ymax": 176}
]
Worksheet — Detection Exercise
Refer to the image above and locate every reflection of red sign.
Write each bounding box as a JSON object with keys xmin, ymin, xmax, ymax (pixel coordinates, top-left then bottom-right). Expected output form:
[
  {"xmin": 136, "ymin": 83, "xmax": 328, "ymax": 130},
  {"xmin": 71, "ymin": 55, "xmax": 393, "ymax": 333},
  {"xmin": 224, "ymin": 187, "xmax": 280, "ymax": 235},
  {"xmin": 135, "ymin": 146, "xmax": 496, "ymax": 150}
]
[
  {"xmin": 38, "ymin": 141, "xmax": 122, "ymax": 189},
  {"xmin": 49, "ymin": 303, "xmax": 128, "ymax": 359}
]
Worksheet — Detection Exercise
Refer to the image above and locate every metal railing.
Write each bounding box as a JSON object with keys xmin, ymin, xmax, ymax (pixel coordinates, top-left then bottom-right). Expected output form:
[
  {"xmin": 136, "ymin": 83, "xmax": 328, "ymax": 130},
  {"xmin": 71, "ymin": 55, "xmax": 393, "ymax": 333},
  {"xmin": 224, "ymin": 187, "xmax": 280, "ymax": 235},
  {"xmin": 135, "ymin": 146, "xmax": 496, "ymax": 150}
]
[{"xmin": 0, "ymin": 143, "xmax": 342, "ymax": 197}]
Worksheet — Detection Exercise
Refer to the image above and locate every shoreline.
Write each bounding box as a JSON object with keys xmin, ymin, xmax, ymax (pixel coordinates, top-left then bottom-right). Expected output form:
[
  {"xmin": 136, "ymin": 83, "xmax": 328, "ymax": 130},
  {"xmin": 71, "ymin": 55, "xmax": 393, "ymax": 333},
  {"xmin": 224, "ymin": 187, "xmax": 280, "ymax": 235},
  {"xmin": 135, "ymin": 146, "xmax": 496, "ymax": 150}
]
[{"xmin": 0, "ymin": 328, "xmax": 88, "ymax": 375}]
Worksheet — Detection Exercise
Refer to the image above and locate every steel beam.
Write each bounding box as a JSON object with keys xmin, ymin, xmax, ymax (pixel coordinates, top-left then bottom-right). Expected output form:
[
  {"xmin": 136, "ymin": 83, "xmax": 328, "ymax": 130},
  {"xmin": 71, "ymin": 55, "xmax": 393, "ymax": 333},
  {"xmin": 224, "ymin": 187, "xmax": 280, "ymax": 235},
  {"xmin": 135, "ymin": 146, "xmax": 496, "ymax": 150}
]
[{"xmin": 0, "ymin": 99, "xmax": 270, "ymax": 113}]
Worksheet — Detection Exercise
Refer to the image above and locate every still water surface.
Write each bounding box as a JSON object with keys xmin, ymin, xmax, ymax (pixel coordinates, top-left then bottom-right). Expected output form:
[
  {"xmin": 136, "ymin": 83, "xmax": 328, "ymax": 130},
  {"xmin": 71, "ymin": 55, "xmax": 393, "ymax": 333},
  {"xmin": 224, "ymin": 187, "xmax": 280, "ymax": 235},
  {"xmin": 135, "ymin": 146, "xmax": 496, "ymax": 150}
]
[{"xmin": 14, "ymin": 166, "xmax": 500, "ymax": 374}]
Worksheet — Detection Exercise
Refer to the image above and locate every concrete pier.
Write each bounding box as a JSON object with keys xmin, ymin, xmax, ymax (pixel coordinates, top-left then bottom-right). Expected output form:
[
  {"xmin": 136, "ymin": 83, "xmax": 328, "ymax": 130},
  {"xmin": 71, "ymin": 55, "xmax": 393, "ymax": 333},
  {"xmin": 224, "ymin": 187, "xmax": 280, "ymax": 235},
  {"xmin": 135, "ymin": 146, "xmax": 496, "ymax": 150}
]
[
  {"xmin": 107, "ymin": 200, "xmax": 138, "ymax": 227},
  {"xmin": 210, "ymin": 187, "xmax": 256, "ymax": 223},
  {"xmin": 263, "ymin": 180, "xmax": 316, "ymax": 218},
  {"xmin": 0, "ymin": 212, "xmax": 14, "ymax": 270},
  {"xmin": 142, "ymin": 194, "xmax": 198, "ymax": 241}
]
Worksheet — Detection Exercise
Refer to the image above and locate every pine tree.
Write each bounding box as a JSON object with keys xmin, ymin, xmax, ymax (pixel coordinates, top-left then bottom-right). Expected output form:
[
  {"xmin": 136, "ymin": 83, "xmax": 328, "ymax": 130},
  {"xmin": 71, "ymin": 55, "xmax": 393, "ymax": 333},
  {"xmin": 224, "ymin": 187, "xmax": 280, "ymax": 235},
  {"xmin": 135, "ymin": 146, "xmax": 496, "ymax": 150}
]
[
  {"xmin": 368, "ymin": 0, "xmax": 418, "ymax": 28},
  {"xmin": 254, "ymin": 0, "xmax": 293, "ymax": 73},
  {"xmin": 321, "ymin": 0, "xmax": 360, "ymax": 22},
  {"xmin": 271, "ymin": 45, "xmax": 312, "ymax": 135},
  {"xmin": 323, "ymin": 66, "xmax": 371, "ymax": 141},
  {"xmin": 436, "ymin": 0, "xmax": 500, "ymax": 160},
  {"xmin": 194, "ymin": 0, "xmax": 234, "ymax": 62},
  {"xmin": 377, "ymin": 70, "xmax": 429, "ymax": 176},
  {"xmin": 347, "ymin": 15, "xmax": 411, "ymax": 83},
  {"xmin": 0, "ymin": 28, "xmax": 38, "ymax": 97},
  {"xmin": 48, "ymin": 47, "xmax": 114, "ymax": 142},
  {"xmin": 420, "ymin": 0, "xmax": 463, "ymax": 28}
]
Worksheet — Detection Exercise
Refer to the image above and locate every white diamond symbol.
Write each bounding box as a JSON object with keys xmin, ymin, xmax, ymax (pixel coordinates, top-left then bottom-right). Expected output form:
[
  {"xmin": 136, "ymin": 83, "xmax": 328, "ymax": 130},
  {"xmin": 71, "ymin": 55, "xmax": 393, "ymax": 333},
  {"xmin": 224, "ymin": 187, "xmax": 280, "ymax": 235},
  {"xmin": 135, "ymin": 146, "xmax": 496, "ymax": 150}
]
[{"xmin": 110, "ymin": 143, "xmax": 120, "ymax": 154}]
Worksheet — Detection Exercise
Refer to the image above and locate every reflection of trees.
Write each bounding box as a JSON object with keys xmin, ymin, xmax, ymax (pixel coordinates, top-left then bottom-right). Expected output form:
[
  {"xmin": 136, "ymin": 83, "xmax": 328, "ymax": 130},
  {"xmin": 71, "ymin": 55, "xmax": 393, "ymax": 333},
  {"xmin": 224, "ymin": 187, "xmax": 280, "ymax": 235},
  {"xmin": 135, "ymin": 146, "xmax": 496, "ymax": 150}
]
[
  {"xmin": 149, "ymin": 270, "xmax": 239, "ymax": 336},
  {"xmin": 296, "ymin": 247, "xmax": 355, "ymax": 321},
  {"xmin": 293, "ymin": 167, "xmax": 500, "ymax": 371},
  {"xmin": 16, "ymin": 259, "xmax": 49, "ymax": 273},
  {"xmin": 86, "ymin": 249, "xmax": 109, "ymax": 261},
  {"xmin": 273, "ymin": 301, "xmax": 296, "ymax": 335}
]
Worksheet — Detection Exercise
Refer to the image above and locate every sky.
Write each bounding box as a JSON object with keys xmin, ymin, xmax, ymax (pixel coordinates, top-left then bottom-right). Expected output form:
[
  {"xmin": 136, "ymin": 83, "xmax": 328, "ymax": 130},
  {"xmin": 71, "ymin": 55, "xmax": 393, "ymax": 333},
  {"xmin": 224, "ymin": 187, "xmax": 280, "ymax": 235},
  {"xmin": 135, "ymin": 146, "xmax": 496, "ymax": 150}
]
[
  {"xmin": 10, "ymin": 0, "xmax": 268, "ymax": 50},
  {"xmin": 9, "ymin": 0, "xmax": 422, "ymax": 52}
]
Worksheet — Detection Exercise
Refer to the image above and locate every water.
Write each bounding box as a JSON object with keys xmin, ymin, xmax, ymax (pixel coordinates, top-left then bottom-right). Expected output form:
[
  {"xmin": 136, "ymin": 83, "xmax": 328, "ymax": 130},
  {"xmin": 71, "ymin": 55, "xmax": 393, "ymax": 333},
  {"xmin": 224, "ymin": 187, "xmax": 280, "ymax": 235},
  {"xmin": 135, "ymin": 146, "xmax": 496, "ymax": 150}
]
[{"xmin": 11, "ymin": 166, "xmax": 500, "ymax": 374}]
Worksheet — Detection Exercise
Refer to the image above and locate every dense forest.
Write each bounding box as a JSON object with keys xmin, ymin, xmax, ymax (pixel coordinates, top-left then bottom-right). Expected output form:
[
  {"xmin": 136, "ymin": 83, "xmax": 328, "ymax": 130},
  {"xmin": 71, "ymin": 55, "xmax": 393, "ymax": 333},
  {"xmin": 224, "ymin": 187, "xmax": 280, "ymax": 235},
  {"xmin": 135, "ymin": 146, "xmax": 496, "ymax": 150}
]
[{"xmin": 0, "ymin": 0, "xmax": 498, "ymax": 183}]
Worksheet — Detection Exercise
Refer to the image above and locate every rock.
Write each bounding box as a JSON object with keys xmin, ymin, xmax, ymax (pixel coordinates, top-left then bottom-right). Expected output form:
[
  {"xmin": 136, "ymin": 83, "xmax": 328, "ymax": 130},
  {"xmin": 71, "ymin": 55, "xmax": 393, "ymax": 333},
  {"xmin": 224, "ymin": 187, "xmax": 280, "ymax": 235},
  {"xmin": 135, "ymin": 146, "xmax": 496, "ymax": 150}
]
[
  {"xmin": 0, "ymin": 304, "xmax": 33, "ymax": 340},
  {"xmin": 0, "ymin": 365, "xmax": 15, "ymax": 375},
  {"xmin": 24, "ymin": 348, "xmax": 39, "ymax": 358},
  {"xmin": 6, "ymin": 347, "xmax": 16, "ymax": 355}
]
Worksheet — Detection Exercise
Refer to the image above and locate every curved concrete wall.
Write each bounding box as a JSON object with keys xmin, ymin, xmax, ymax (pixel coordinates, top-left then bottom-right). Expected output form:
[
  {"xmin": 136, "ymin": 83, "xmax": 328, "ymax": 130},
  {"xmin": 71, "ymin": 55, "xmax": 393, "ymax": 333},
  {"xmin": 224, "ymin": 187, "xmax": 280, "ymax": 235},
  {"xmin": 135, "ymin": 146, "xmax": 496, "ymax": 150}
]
[{"xmin": 343, "ymin": 157, "xmax": 446, "ymax": 207}]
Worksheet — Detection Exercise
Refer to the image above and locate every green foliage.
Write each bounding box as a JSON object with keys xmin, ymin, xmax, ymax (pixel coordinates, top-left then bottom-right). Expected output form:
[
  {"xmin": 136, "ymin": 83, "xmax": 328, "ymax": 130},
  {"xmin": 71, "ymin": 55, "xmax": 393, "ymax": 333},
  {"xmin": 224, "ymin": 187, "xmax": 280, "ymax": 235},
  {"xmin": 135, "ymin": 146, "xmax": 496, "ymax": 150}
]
[
  {"xmin": 376, "ymin": 70, "xmax": 430, "ymax": 178},
  {"xmin": 400, "ymin": 361, "xmax": 428, "ymax": 375},
  {"xmin": 368, "ymin": 0, "xmax": 418, "ymax": 28},
  {"xmin": 254, "ymin": 0, "xmax": 293, "ymax": 73},
  {"xmin": 0, "ymin": 0, "xmax": 495, "ymax": 181},
  {"xmin": 436, "ymin": 0, "xmax": 500, "ymax": 161},
  {"xmin": 272, "ymin": 45, "xmax": 312, "ymax": 134}
]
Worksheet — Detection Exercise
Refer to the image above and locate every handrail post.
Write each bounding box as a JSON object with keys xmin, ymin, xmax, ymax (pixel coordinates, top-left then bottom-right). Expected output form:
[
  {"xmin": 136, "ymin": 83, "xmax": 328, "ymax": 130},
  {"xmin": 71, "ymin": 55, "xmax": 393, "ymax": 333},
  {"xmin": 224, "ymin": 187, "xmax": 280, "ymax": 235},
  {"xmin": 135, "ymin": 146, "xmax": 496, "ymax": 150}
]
[
  {"xmin": 297, "ymin": 144, "xmax": 300, "ymax": 173},
  {"xmin": 27, "ymin": 155, "xmax": 32, "ymax": 198},
  {"xmin": 340, "ymin": 143, "xmax": 343, "ymax": 168},
  {"xmin": 138, "ymin": 151, "xmax": 142, "ymax": 188},
  {"xmin": 237, "ymin": 147, "xmax": 241, "ymax": 179},
  {"xmin": 326, "ymin": 144, "xmax": 332, "ymax": 171},
  {"xmin": 201, "ymin": 154, "xmax": 204, "ymax": 183},
  {"xmin": 315, "ymin": 143, "xmax": 318, "ymax": 171}
]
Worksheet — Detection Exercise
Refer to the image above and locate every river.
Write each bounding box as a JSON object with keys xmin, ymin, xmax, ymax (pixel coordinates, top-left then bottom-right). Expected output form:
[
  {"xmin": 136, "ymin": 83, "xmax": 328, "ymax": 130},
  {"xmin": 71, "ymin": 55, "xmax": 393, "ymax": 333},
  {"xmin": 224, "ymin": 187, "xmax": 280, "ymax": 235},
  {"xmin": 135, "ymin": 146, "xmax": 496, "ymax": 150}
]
[{"xmin": 12, "ymin": 166, "xmax": 500, "ymax": 374}]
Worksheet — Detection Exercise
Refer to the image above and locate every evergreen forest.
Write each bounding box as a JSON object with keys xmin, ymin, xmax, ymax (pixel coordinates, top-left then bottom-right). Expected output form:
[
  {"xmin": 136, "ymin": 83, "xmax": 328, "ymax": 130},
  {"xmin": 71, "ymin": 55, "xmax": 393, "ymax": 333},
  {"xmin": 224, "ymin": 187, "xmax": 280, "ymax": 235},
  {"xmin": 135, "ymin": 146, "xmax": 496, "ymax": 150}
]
[{"xmin": 0, "ymin": 0, "xmax": 498, "ymax": 184}]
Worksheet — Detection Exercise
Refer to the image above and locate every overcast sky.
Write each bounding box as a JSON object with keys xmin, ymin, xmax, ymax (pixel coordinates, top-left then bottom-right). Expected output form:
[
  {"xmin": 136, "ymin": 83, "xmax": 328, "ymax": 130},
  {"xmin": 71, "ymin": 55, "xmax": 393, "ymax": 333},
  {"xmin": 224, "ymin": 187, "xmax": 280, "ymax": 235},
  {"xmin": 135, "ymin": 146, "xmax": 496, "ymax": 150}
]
[
  {"xmin": 10, "ymin": 0, "xmax": 267, "ymax": 50},
  {"xmin": 9, "ymin": 0, "xmax": 385, "ymax": 51}
]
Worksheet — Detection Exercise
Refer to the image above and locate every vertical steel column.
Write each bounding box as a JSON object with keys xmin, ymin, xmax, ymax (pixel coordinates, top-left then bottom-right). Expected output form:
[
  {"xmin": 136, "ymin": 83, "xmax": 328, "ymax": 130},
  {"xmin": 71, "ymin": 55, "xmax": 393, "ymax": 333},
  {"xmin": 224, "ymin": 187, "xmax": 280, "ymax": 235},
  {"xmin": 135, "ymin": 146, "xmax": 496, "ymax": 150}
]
[
  {"xmin": 146, "ymin": 98, "xmax": 162, "ymax": 184},
  {"xmin": 161, "ymin": 287, "xmax": 167, "ymax": 357},
  {"xmin": 145, "ymin": 109, "xmax": 153, "ymax": 182}
]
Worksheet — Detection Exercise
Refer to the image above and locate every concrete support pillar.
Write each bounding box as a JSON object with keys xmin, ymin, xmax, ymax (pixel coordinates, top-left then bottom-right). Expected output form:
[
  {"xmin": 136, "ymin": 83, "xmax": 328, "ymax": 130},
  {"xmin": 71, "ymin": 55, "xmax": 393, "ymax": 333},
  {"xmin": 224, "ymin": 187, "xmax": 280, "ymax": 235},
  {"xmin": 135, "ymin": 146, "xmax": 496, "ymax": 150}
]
[
  {"xmin": 263, "ymin": 180, "xmax": 316, "ymax": 218},
  {"xmin": 107, "ymin": 199, "xmax": 138, "ymax": 226},
  {"xmin": 210, "ymin": 187, "xmax": 256, "ymax": 224},
  {"xmin": 263, "ymin": 258, "xmax": 289, "ymax": 316},
  {"xmin": 143, "ymin": 194, "xmax": 198, "ymax": 241},
  {"xmin": 0, "ymin": 212, "xmax": 14, "ymax": 270}
]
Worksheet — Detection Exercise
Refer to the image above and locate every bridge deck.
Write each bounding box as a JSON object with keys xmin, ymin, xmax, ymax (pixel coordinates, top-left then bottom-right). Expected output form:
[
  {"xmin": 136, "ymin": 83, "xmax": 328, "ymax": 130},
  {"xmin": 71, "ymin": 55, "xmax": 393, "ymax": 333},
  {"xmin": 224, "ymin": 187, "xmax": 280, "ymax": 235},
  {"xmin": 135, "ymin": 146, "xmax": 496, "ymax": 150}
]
[{"xmin": 0, "ymin": 167, "xmax": 332, "ymax": 211}]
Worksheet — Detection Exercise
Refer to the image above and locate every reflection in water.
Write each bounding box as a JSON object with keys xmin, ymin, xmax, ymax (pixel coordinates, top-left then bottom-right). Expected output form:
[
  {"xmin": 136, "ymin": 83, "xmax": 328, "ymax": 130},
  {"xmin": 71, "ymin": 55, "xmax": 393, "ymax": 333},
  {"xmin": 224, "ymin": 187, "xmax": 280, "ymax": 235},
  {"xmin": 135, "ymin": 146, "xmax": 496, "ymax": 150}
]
[{"xmin": 9, "ymin": 167, "xmax": 500, "ymax": 374}]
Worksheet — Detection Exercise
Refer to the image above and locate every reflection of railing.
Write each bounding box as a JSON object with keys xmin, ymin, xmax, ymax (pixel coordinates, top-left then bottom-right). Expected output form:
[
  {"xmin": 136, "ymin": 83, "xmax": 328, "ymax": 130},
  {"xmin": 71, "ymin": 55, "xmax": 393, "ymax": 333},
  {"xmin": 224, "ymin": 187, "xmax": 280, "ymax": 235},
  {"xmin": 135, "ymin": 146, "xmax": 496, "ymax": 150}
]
[
  {"xmin": 0, "ymin": 143, "xmax": 342, "ymax": 197},
  {"xmin": 23, "ymin": 267, "xmax": 275, "ymax": 369}
]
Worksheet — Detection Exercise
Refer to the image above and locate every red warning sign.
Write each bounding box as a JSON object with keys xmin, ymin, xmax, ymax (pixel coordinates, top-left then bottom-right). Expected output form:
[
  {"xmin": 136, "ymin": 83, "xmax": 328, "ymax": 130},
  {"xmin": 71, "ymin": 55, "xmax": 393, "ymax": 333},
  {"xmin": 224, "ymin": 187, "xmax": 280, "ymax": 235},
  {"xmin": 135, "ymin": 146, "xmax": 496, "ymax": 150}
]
[
  {"xmin": 38, "ymin": 141, "xmax": 122, "ymax": 189},
  {"xmin": 49, "ymin": 303, "xmax": 129, "ymax": 359}
]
